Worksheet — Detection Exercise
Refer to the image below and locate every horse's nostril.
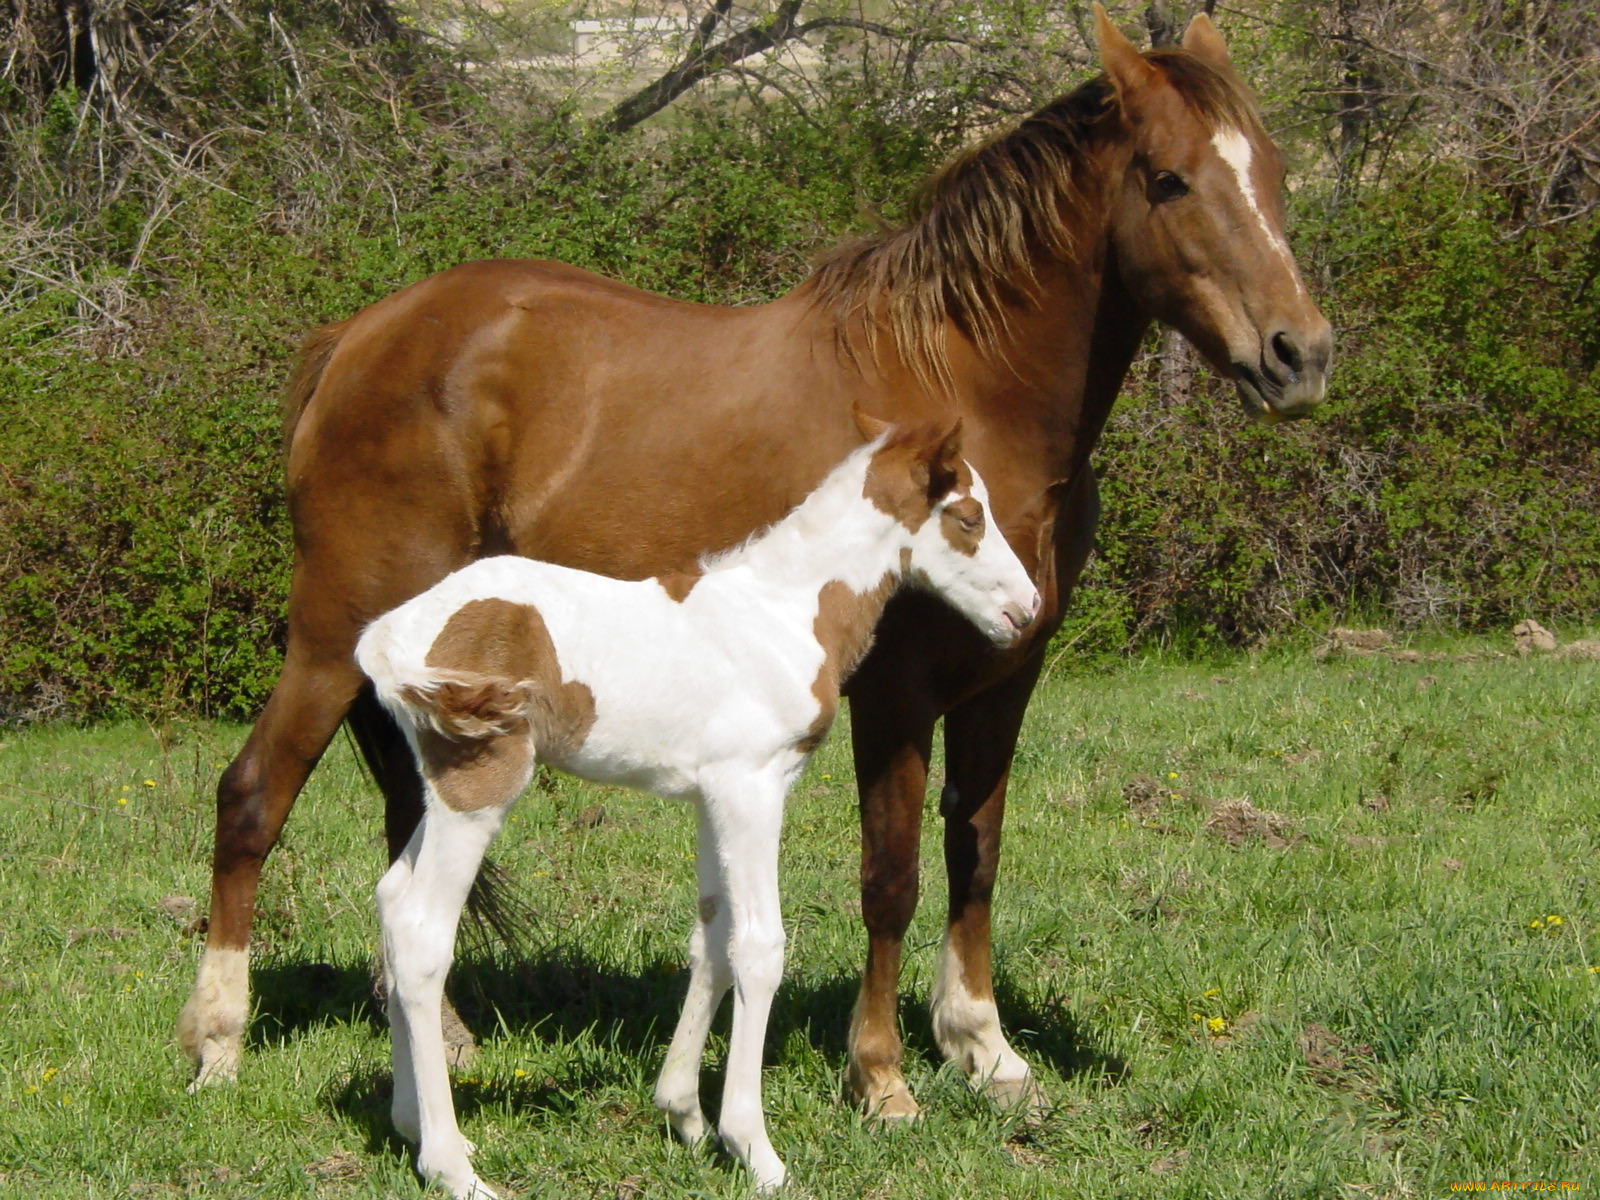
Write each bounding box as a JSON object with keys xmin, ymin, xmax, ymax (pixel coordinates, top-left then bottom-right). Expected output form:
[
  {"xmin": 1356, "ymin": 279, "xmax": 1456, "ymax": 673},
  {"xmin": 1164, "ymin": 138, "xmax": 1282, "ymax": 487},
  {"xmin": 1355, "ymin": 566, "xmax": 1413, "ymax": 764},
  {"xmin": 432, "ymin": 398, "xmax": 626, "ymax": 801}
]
[{"xmin": 1270, "ymin": 331, "xmax": 1303, "ymax": 375}]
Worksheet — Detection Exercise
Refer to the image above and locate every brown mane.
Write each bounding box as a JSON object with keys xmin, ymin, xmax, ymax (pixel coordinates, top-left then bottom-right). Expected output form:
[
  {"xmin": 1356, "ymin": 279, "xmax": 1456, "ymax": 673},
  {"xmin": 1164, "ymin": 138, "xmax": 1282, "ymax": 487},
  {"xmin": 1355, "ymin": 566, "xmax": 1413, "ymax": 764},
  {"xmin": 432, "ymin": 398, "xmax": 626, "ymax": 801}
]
[{"xmin": 803, "ymin": 51, "xmax": 1265, "ymax": 390}]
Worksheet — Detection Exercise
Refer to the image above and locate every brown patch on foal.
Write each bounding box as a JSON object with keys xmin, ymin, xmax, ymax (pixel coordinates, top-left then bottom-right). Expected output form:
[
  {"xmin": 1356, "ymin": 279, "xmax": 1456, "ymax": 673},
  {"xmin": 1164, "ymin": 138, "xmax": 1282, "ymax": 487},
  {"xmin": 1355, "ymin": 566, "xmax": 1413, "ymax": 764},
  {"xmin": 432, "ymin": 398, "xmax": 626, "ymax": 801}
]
[
  {"xmin": 939, "ymin": 495, "xmax": 984, "ymax": 556},
  {"xmin": 861, "ymin": 423, "xmax": 969, "ymax": 531},
  {"xmin": 416, "ymin": 598, "xmax": 598, "ymax": 812},
  {"xmin": 656, "ymin": 572, "xmax": 701, "ymax": 603},
  {"xmin": 798, "ymin": 575, "xmax": 898, "ymax": 753}
]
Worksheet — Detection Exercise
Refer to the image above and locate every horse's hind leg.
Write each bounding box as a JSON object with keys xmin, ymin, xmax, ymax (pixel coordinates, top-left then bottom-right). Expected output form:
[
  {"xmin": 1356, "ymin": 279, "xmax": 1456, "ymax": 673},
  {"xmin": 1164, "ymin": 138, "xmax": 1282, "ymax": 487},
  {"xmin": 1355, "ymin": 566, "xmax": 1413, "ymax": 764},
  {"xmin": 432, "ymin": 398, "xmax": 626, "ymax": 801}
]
[{"xmin": 178, "ymin": 644, "xmax": 364, "ymax": 1087}]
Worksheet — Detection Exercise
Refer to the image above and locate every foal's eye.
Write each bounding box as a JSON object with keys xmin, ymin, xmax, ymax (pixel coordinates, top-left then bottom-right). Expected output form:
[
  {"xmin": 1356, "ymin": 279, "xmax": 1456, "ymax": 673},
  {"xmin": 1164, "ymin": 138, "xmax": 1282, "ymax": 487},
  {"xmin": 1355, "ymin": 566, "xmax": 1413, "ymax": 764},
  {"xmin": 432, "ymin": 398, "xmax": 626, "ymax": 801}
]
[
  {"xmin": 960, "ymin": 512, "xmax": 983, "ymax": 532},
  {"xmin": 1151, "ymin": 171, "xmax": 1190, "ymax": 202}
]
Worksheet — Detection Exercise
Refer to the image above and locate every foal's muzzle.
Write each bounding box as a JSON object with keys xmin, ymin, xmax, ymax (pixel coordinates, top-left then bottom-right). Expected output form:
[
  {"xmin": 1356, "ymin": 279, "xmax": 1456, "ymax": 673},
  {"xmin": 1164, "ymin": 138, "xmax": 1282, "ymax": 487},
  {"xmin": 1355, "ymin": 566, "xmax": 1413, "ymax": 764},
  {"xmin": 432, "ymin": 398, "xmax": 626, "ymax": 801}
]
[{"xmin": 997, "ymin": 590, "xmax": 1042, "ymax": 644}]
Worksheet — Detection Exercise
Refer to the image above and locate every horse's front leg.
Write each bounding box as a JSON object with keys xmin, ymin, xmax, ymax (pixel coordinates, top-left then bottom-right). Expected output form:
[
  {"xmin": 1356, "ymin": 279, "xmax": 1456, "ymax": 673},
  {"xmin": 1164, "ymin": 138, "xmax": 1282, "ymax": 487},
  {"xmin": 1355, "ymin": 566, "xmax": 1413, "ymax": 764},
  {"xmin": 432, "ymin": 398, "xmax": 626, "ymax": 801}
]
[
  {"xmin": 933, "ymin": 652, "xmax": 1048, "ymax": 1111},
  {"xmin": 654, "ymin": 806, "xmax": 734, "ymax": 1146},
  {"xmin": 846, "ymin": 681, "xmax": 937, "ymax": 1120}
]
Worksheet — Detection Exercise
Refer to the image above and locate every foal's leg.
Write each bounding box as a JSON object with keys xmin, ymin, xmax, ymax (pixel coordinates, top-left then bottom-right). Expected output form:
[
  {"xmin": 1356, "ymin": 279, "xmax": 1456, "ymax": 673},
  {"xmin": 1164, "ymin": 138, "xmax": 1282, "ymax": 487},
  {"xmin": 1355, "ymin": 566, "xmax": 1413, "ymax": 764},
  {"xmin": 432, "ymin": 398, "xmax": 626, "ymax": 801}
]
[
  {"xmin": 845, "ymin": 681, "xmax": 938, "ymax": 1120},
  {"xmin": 699, "ymin": 767, "xmax": 789, "ymax": 1190},
  {"xmin": 654, "ymin": 805, "xmax": 734, "ymax": 1145},
  {"xmin": 177, "ymin": 643, "xmax": 364, "ymax": 1088},
  {"xmin": 378, "ymin": 789, "xmax": 515, "ymax": 1200},
  {"xmin": 933, "ymin": 652, "xmax": 1048, "ymax": 1111},
  {"xmin": 348, "ymin": 691, "xmax": 480, "ymax": 1069}
]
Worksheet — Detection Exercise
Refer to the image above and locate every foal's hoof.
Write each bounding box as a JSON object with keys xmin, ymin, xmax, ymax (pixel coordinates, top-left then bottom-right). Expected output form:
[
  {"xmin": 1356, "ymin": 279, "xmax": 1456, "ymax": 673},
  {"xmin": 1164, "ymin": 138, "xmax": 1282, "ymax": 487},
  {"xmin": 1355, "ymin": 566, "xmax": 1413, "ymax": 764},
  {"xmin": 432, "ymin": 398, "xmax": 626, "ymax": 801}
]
[
  {"xmin": 183, "ymin": 1036, "xmax": 241, "ymax": 1093},
  {"xmin": 418, "ymin": 1154, "xmax": 497, "ymax": 1200},
  {"xmin": 983, "ymin": 1071, "xmax": 1048, "ymax": 1117},
  {"xmin": 666, "ymin": 1106, "xmax": 709, "ymax": 1146}
]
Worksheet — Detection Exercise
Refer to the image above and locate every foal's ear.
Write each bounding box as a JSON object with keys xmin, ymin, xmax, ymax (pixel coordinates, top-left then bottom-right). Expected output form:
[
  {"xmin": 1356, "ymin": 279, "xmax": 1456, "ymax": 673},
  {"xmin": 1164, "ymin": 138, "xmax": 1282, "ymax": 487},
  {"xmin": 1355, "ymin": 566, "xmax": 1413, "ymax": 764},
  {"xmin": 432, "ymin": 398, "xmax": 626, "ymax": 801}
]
[
  {"xmin": 853, "ymin": 405, "xmax": 893, "ymax": 443},
  {"xmin": 925, "ymin": 419, "xmax": 964, "ymax": 499},
  {"xmin": 1181, "ymin": 12, "xmax": 1233, "ymax": 70},
  {"xmin": 1094, "ymin": 2, "xmax": 1159, "ymax": 98}
]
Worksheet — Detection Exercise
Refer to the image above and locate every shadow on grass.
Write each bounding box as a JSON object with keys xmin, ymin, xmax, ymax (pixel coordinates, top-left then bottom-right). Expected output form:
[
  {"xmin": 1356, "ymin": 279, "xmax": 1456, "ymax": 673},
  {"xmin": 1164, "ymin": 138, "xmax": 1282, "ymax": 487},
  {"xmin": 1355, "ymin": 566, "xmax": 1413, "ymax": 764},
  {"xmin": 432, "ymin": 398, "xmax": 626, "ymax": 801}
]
[
  {"xmin": 991, "ymin": 968, "xmax": 1130, "ymax": 1087},
  {"xmin": 254, "ymin": 943, "xmax": 1124, "ymax": 1136}
]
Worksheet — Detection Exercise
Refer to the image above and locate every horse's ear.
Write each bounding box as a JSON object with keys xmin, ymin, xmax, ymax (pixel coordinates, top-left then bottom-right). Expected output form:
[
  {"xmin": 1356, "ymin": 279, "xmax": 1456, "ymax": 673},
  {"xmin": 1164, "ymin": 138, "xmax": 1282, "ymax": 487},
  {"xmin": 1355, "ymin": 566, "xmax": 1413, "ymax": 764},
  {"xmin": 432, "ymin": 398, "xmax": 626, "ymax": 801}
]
[
  {"xmin": 853, "ymin": 405, "xmax": 893, "ymax": 443},
  {"xmin": 1019, "ymin": 475, "xmax": 1075, "ymax": 582},
  {"xmin": 1032, "ymin": 477, "xmax": 1073, "ymax": 549},
  {"xmin": 1181, "ymin": 12, "xmax": 1233, "ymax": 70},
  {"xmin": 926, "ymin": 419, "xmax": 963, "ymax": 499},
  {"xmin": 1094, "ymin": 3, "xmax": 1159, "ymax": 98}
]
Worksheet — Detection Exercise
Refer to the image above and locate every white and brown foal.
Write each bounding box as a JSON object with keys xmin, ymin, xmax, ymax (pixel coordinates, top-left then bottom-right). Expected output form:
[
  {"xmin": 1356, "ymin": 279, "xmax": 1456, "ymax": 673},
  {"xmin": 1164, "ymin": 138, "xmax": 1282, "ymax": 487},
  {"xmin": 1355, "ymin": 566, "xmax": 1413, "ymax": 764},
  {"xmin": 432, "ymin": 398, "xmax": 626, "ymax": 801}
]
[{"xmin": 354, "ymin": 417, "xmax": 1039, "ymax": 1198}]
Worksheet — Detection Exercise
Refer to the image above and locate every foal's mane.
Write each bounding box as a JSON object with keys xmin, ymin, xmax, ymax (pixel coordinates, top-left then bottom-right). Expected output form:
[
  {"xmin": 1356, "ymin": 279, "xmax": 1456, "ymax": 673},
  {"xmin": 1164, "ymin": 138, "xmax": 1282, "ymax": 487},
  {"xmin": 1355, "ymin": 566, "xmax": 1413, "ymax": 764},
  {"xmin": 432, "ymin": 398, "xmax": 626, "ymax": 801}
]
[{"xmin": 804, "ymin": 50, "xmax": 1265, "ymax": 390}]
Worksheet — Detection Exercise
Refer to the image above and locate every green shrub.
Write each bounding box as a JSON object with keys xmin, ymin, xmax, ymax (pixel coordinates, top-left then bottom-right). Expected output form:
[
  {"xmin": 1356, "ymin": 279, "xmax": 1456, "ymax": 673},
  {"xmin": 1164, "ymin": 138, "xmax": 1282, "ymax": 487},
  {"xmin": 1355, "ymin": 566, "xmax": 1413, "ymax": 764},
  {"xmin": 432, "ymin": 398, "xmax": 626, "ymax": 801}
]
[{"xmin": 3, "ymin": 19, "xmax": 1597, "ymax": 721}]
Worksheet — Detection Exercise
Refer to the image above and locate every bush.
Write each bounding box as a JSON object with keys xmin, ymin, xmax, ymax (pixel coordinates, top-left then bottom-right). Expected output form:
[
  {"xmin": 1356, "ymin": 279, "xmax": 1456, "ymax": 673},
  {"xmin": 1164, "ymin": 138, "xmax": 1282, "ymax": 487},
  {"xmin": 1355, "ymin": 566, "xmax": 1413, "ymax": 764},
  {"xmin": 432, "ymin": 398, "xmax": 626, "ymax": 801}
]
[{"xmin": 3, "ymin": 13, "xmax": 1597, "ymax": 721}]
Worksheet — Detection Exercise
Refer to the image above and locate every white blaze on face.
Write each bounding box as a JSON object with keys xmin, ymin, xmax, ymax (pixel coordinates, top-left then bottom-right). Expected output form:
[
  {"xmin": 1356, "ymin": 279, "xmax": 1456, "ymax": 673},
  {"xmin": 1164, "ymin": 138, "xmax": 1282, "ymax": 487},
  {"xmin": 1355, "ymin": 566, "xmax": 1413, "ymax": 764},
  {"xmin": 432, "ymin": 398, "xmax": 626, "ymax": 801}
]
[{"xmin": 1211, "ymin": 127, "xmax": 1299, "ymax": 280}]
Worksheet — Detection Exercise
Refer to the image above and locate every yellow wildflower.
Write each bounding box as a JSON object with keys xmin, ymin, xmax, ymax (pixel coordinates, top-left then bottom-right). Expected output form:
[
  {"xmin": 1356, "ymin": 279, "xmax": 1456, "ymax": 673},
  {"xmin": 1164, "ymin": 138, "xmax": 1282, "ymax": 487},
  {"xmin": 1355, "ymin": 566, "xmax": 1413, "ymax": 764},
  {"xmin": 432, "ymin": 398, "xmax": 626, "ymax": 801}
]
[
  {"xmin": 1546, "ymin": 915, "xmax": 1564, "ymax": 927},
  {"xmin": 142, "ymin": 779, "xmax": 156, "ymax": 788},
  {"xmin": 116, "ymin": 797, "xmax": 128, "ymax": 806},
  {"xmin": 1529, "ymin": 918, "xmax": 1545, "ymax": 930},
  {"xmin": 1207, "ymin": 1017, "xmax": 1226, "ymax": 1034},
  {"xmin": 1203, "ymin": 988, "xmax": 1221, "ymax": 999}
]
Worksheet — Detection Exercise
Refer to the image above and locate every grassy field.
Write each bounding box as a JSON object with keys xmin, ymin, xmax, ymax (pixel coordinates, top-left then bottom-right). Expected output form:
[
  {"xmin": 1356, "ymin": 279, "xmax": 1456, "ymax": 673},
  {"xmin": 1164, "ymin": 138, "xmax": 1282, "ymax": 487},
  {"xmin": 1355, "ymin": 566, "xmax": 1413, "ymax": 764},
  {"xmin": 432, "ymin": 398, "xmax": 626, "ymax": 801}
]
[{"xmin": 1, "ymin": 640, "xmax": 1597, "ymax": 1199}]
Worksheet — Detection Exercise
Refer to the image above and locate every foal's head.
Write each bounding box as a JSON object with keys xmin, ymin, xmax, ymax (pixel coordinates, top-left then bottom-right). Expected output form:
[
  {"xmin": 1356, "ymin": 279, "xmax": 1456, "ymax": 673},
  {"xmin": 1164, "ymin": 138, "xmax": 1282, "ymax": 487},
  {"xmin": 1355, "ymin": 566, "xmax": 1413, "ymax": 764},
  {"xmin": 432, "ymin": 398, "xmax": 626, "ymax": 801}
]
[
  {"xmin": 859, "ymin": 414, "xmax": 1039, "ymax": 646},
  {"xmin": 1095, "ymin": 4, "xmax": 1332, "ymax": 420}
]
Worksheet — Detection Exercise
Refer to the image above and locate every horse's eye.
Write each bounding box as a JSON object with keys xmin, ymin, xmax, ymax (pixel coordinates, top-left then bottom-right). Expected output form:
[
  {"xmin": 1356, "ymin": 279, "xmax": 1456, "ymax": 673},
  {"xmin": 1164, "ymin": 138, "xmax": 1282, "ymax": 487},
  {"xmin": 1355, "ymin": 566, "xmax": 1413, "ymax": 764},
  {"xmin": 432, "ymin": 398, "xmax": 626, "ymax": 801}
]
[
  {"xmin": 1152, "ymin": 171, "xmax": 1189, "ymax": 202},
  {"xmin": 960, "ymin": 512, "xmax": 983, "ymax": 532}
]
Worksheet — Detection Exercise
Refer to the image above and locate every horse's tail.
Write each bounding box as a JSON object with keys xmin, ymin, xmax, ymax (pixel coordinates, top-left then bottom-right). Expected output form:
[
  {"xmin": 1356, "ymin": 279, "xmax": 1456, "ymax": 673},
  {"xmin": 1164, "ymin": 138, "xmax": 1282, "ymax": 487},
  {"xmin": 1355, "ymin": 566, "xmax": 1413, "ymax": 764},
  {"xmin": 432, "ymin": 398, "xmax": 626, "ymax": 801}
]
[{"xmin": 282, "ymin": 318, "xmax": 350, "ymax": 446}]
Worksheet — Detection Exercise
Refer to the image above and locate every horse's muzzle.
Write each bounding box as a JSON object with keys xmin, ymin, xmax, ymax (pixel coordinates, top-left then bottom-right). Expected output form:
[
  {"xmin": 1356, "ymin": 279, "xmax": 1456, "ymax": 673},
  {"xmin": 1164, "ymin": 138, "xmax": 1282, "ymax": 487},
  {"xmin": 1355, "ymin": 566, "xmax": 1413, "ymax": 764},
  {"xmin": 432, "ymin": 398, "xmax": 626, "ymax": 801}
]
[{"xmin": 1233, "ymin": 324, "xmax": 1333, "ymax": 422}]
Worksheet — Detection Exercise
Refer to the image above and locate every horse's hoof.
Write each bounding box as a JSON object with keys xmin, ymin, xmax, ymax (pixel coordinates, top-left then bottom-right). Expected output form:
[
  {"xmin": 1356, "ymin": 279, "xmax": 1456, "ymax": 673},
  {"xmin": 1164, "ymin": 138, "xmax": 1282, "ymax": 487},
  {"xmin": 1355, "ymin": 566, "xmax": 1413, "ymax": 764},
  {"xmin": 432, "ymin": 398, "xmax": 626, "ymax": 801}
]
[{"xmin": 860, "ymin": 1084, "xmax": 920, "ymax": 1124}]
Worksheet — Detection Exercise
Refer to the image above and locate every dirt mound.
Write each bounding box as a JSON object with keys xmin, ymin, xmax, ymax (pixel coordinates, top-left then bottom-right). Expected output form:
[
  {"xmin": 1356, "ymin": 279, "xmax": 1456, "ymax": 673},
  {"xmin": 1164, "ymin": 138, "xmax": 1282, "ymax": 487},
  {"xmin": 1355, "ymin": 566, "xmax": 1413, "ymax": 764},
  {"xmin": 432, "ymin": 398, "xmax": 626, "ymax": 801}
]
[
  {"xmin": 1556, "ymin": 639, "xmax": 1600, "ymax": 661},
  {"xmin": 1203, "ymin": 798, "xmax": 1301, "ymax": 849},
  {"xmin": 1314, "ymin": 627, "xmax": 1393, "ymax": 659},
  {"xmin": 1513, "ymin": 618, "xmax": 1557, "ymax": 654}
]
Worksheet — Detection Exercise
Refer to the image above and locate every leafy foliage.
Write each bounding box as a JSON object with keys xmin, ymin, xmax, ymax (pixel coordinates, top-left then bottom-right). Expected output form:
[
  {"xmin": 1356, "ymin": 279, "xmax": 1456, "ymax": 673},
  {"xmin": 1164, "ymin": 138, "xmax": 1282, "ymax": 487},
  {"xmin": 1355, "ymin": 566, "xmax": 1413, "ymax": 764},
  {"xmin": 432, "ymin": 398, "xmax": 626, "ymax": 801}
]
[{"xmin": 2, "ymin": 2, "xmax": 1597, "ymax": 720}]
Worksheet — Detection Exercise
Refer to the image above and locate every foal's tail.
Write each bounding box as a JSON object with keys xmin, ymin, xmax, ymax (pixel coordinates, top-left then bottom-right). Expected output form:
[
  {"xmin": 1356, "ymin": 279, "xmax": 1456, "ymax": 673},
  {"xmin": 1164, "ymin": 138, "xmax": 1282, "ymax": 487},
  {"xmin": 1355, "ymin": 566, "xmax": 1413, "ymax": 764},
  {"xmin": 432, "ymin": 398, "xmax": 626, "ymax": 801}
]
[
  {"xmin": 395, "ymin": 671, "xmax": 538, "ymax": 740},
  {"xmin": 355, "ymin": 626, "xmax": 537, "ymax": 742}
]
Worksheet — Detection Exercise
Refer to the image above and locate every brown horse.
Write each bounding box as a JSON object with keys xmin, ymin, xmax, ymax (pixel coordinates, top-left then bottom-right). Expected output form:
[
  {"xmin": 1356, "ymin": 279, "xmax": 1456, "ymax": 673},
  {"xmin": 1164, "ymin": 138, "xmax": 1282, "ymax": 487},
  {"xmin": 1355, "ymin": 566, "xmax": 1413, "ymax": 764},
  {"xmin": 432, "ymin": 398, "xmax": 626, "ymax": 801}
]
[{"xmin": 179, "ymin": 6, "xmax": 1330, "ymax": 1121}]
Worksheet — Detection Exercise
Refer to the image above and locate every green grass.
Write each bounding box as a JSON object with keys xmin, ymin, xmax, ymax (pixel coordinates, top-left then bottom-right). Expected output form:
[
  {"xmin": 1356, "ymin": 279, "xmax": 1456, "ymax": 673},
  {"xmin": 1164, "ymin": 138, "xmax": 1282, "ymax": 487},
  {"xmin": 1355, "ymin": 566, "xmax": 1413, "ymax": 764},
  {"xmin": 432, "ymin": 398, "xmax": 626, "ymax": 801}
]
[{"xmin": 2, "ymin": 642, "xmax": 1597, "ymax": 1198}]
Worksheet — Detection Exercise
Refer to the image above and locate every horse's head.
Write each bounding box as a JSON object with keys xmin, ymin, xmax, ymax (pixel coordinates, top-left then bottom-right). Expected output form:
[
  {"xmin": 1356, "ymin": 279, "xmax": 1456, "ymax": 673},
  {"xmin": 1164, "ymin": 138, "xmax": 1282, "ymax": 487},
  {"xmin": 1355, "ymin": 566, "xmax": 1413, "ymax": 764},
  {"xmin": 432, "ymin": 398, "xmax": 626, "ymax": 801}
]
[
  {"xmin": 858, "ymin": 413, "xmax": 1040, "ymax": 645},
  {"xmin": 1095, "ymin": 3, "xmax": 1332, "ymax": 421}
]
